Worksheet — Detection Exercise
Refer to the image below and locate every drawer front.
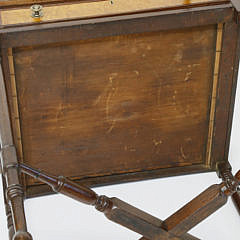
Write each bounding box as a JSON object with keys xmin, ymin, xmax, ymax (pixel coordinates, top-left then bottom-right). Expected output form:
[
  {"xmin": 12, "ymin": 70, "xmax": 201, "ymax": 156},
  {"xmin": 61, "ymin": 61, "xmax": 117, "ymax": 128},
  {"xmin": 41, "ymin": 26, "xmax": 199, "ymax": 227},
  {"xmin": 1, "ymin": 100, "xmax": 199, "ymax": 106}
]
[{"xmin": 0, "ymin": 0, "xmax": 228, "ymax": 26}]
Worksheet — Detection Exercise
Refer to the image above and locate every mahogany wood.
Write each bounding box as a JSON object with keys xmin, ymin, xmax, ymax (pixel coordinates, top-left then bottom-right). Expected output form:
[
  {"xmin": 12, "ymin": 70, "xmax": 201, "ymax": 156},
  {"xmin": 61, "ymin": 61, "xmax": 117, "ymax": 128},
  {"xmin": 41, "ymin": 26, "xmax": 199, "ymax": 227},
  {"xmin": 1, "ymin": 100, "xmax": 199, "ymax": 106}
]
[
  {"xmin": 0, "ymin": 3, "xmax": 237, "ymax": 198},
  {"xmin": 211, "ymin": 21, "xmax": 240, "ymax": 169},
  {"xmin": 2, "ymin": 175, "xmax": 14, "ymax": 240},
  {"xmin": 162, "ymin": 184, "xmax": 228, "ymax": 236},
  {"xmin": 19, "ymin": 163, "xmax": 240, "ymax": 240},
  {"xmin": 0, "ymin": 1, "xmax": 240, "ymax": 239},
  {"xmin": 0, "ymin": 62, "xmax": 32, "ymax": 239},
  {"xmin": 20, "ymin": 163, "xmax": 186, "ymax": 240},
  {"xmin": 232, "ymin": 192, "xmax": 240, "ymax": 215},
  {"xmin": 217, "ymin": 162, "xmax": 240, "ymax": 214},
  {"xmin": 14, "ymin": 25, "xmax": 216, "ymax": 187}
]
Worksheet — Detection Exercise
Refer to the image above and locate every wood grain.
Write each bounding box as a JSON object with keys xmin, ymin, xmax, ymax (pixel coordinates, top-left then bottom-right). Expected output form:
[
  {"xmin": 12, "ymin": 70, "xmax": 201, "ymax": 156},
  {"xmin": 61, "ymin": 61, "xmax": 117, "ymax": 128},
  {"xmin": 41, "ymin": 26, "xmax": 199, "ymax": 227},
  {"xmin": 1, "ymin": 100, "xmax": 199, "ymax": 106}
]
[
  {"xmin": 12, "ymin": 25, "xmax": 217, "ymax": 187},
  {"xmin": 0, "ymin": 53, "xmax": 14, "ymax": 146},
  {"xmin": 20, "ymin": 163, "xmax": 199, "ymax": 240},
  {"xmin": 211, "ymin": 21, "xmax": 240, "ymax": 169},
  {"xmin": 162, "ymin": 184, "xmax": 228, "ymax": 236},
  {"xmin": 0, "ymin": 0, "xmax": 229, "ymax": 26}
]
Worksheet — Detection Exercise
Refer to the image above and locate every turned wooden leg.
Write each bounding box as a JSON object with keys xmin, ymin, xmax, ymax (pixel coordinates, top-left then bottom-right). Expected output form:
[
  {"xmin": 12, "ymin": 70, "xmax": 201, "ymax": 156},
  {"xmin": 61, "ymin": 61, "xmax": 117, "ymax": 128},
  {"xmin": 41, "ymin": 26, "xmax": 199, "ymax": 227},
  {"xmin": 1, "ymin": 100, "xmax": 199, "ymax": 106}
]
[
  {"xmin": 2, "ymin": 147, "xmax": 32, "ymax": 240},
  {"xmin": 19, "ymin": 162, "xmax": 240, "ymax": 240},
  {"xmin": 20, "ymin": 163, "xmax": 202, "ymax": 240},
  {"xmin": 2, "ymin": 175, "xmax": 15, "ymax": 239},
  {"xmin": 140, "ymin": 165, "xmax": 240, "ymax": 240},
  {"xmin": 232, "ymin": 191, "xmax": 240, "ymax": 215},
  {"xmin": 0, "ymin": 65, "xmax": 32, "ymax": 240},
  {"xmin": 217, "ymin": 162, "xmax": 240, "ymax": 216}
]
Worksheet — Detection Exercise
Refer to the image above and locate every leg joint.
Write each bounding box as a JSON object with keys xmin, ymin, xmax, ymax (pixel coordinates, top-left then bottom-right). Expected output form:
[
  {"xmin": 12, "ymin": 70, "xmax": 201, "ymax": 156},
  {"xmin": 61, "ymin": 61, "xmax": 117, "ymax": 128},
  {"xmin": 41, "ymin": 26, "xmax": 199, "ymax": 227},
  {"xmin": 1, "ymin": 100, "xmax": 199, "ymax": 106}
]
[{"xmin": 6, "ymin": 184, "xmax": 24, "ymax": 201}]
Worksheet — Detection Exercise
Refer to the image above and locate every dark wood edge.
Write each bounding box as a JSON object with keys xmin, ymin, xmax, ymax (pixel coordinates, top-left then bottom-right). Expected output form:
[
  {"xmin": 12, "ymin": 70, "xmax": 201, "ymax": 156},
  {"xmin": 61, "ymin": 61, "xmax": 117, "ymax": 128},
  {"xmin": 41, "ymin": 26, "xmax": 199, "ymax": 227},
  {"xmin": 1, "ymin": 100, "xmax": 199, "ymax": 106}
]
[
  {"xmin": 25, "ymin": 164, "xmax": 212, "ymax": 198},
  {"xmin": 211, "ymin": 21, "xmax": 240, "ymax": 169},
  {"xmin": 0, "ymin": 60, "xmax": 32, "ymax": 238},
  {"xmin": 0, "ymin": 5, "xmax": 234, "ymax": 48},
  {"xmin": 230, "ymin": 0, "xmax": 240, "ymax": 23},
  {"xmin": 224, "ymin": 25, "xmax": 240, "ymax": 161},
  {"xmin": 1, "ymin": 175, "xmax": 15, "ymax": 239},
  {"xmin": 20, "ymin": 163, "xmax": 201, "ymax": 239},
  {"xmin": 0, "ymin": 55, "xmax": 14, "ymax": 147},
  {"xmin": 0, "ymin": 48, "xmax": 28, "ymax": 191},
  {"xmin": 0, "ymin": 3, "xmax": 235, "ymax": 199}
]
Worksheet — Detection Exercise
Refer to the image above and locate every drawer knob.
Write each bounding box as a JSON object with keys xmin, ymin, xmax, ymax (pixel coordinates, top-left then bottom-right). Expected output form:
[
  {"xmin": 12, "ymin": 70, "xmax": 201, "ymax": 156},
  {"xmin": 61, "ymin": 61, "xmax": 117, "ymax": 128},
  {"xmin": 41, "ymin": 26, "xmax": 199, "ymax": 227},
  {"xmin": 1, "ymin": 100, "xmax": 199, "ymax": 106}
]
[{"xmin": 30, "ymin": 4, "xmax": 43, "ymax": 19}]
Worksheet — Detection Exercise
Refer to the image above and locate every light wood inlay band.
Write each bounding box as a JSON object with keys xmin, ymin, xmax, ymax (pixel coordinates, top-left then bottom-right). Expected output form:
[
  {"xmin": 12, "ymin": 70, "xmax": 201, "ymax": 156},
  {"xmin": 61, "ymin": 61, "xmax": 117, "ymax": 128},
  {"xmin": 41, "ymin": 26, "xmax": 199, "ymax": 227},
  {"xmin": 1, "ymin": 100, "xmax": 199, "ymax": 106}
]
[
  {"xmin": 7, "ymin": 48, "xmax": 24, "ymax": 162},
  {"xmin": 206, "ymin": 23, "xmax": 223, "ymax": 166}
]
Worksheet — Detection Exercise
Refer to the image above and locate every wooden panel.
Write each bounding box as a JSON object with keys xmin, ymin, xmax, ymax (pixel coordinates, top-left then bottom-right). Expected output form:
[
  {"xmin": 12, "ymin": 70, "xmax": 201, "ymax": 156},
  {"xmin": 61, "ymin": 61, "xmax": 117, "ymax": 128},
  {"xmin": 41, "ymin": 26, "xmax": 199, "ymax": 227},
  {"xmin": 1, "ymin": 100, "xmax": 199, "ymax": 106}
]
[
  {"xmin": 0, "ymin": 0, "xmax": 229, "ymax": 26},
  {"xmin": 10, "ymin": 25, "xmax": 217, "ymax": 187}
]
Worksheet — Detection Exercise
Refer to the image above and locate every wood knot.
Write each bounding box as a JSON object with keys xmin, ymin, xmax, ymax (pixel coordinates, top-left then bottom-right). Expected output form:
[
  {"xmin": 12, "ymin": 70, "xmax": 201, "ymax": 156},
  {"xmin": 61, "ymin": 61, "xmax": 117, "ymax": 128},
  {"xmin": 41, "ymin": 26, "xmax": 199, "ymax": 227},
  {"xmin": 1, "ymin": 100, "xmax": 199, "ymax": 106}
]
[{"xmin": 95, "ymin": 195, "xmax": 112, "ymax": 212}]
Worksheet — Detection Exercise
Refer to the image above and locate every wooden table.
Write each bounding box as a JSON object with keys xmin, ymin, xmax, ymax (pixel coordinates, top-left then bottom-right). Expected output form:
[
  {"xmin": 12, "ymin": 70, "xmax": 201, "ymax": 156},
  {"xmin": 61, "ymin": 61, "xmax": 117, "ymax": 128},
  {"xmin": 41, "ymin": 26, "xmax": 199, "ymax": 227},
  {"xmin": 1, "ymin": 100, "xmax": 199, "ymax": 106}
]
[{"xmin": 0, "ymin": 1, "xmax": 240, "ymax": 239}]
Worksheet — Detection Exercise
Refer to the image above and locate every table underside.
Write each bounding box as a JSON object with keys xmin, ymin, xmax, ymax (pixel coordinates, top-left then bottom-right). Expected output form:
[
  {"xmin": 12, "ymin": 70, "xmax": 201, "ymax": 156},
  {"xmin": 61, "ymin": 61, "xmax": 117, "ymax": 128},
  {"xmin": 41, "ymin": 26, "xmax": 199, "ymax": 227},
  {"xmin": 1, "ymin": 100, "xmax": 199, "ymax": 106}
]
[
  {"xmin": 0, "ymin": 1, "xmax": 238, "ymax": 197},
  {"xmin": 3, "ymin": 23, "xmax": 222, "ymax": 192}
]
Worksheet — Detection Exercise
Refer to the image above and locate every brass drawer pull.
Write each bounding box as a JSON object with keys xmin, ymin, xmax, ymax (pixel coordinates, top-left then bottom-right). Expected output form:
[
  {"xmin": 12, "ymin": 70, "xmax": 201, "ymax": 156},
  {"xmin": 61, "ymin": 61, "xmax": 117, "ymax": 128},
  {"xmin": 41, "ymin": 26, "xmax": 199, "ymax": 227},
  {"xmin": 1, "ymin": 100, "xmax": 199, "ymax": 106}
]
[{"xmin": 30, "ymin": 4, "xmax": 43, "ymax": 19}]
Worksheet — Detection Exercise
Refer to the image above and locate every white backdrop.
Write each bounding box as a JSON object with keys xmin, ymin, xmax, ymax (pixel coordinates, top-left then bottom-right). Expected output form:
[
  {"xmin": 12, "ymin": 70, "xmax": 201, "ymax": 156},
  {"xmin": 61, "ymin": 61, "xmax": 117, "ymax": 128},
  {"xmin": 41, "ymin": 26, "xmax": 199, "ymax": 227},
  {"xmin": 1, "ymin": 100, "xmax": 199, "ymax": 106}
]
[{"xmin": 0, "ymin": 70, "xmax": 239, "ymax": 239}]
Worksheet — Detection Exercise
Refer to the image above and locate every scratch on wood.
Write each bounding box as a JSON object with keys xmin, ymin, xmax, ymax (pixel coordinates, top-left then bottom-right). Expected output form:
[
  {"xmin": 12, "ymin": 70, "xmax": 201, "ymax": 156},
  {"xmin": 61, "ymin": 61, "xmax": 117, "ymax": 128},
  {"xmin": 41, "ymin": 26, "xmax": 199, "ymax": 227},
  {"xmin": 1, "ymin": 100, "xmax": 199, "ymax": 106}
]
[
  {"xmin": 106, "ymin": 119, "xmax": 116, "ymax": 134},
  {"xmin": 157, "ymin": 85, "xmax": 161, "ymax": 105},
  {"xmin": 135, "ymin": 130, "xmax": 138, "ymax": 137},
  {"xmin": 174, "ymin": 49, "xmax": 183, "ymax": 63},
  {"xmin": 193, "ymin": 63, "xmax": 200, "ymax": 67},
  {"xmin": 180, "ymin": 146, "xmax": 187, "ymax": 160},
  {"xmin": 105, "ymin": 73, "xmax": 119, "ymax": 133},
  {"xmin": 93, "ymin": 93, "xmax": 103, "ymax": 105},
  {"xmin": 124, "ymin": 146, "xmax": 136, "ymax": 152},
  {"xmin": 184, "ymin": 72, "xmax": 192, "ymax": 81},
  {"xmin": 105, "ymin": 91, "xmax": 112, "ymax": 119},
  {"xmin": 134, "ymin": 70, "xmax": 139, "ymax": 76},
  {"xmin": 56, "ymin": 103, "xmax": 65, "ymax": 119},
  {"xmin": 93, "ymin": 73, "xmax": 118, "ymax": 106},
  {"xmin": 153, "ymin": 139, "xmax": 162, "ymax": 146}
]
